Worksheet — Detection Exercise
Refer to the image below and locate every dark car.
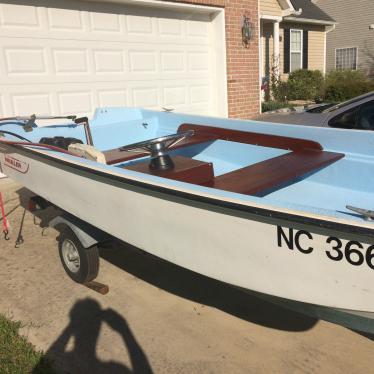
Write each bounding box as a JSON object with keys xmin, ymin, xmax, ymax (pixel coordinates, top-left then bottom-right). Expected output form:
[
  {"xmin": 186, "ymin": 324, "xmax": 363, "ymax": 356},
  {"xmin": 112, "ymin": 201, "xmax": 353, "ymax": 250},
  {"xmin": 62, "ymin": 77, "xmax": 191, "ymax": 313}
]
[{"xmin": 256, "ymin": 92, "xmax": 374, "ymax": 130}]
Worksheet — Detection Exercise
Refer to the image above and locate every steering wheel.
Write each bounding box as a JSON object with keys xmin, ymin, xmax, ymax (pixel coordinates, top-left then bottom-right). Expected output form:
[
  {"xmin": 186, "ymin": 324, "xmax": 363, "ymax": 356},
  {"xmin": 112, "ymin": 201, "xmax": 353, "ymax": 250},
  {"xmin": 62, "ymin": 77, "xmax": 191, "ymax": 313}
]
[{"xmin": 120, "ymin": 130, "xmax": 194, "ymax": 170}]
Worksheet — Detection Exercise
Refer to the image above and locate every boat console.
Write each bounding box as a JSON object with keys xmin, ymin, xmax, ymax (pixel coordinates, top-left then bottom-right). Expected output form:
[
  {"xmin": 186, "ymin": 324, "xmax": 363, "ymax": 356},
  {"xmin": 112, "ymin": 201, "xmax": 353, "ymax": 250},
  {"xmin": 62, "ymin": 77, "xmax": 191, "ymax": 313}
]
[
  {"xmin": 119, "ymin": 130, "xmax": 195, "ymax": 171},
  {"xmin": 102, "ymin": 124, "xmax": 344, "ymax": 197},
  {"xmin": 124, "ymin": 155, "xmax": 214, "ymax": 185}
]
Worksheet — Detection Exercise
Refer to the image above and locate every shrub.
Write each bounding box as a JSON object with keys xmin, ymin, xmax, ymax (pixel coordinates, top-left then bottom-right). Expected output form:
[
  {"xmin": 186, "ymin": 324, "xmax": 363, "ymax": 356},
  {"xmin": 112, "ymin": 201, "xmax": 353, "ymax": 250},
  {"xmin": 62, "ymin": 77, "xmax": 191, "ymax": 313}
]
[
  {"xmin": 261, "ymin": 101, "xmax": 290, "ymax": 113},
  {"xmin": 272, "ymin": 80, "xmax": 289, "ymax": 102},
  {"xmin": 287, "ymin": 69, "xmax": 324, "ymax": 100},
  {"xmin": 323, "ymin": 70, "xmax": 374, "ymax": 102}
]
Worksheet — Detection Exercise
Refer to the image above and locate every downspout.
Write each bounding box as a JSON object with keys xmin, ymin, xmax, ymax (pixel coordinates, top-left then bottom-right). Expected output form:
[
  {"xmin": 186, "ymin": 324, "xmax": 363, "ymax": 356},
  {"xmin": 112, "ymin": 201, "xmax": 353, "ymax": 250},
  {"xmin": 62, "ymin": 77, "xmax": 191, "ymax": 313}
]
[
  {"xmin": 324, "ymin": 24, "xmax": 336, "ymax": 75},
  {"xmin": 258, "ymin": 4, "xmax": 262, "ymax": 112}
]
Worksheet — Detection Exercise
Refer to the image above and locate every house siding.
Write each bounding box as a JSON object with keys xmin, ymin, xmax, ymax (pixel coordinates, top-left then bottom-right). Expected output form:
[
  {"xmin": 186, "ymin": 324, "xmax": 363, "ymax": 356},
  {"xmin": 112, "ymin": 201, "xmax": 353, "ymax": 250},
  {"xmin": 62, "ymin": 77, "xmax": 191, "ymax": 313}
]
[
  {"xmin": 317, "ymin": 0, "xmax": 374, "ymax": 77},
  {"xmin": 281, "ymin": 23, "xmax": 325, "ymax": 73},
  {"xmin": 171, "ymin": 0, "xmax": 260, "ymax": 118},
  {"xmin": 262, "ymin": 21, "xmax": 325, "ymax": 80},
  {"xmin": 260, "ymin": 0, "xmax": 283, "ymax": 17},
  {"xmin": 308, "ymin": 28, "xmax": 325, "ymax": 71}
]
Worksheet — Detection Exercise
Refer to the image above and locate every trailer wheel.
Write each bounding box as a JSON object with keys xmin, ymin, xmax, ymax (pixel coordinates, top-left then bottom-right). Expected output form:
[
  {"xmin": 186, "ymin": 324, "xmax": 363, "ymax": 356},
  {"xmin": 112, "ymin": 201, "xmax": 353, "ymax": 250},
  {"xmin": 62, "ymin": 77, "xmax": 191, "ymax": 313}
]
[{"xmin": 58, "ymin": 227, "xmax": 99, "ymax": 283}]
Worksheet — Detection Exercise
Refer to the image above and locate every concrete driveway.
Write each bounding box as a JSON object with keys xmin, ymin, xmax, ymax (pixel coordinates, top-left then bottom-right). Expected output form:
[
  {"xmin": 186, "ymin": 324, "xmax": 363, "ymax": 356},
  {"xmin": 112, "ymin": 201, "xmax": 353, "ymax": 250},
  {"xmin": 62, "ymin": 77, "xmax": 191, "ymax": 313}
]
[{"xmin": 0, "ymin": 178, "xmax": 373, "ymax": 373}]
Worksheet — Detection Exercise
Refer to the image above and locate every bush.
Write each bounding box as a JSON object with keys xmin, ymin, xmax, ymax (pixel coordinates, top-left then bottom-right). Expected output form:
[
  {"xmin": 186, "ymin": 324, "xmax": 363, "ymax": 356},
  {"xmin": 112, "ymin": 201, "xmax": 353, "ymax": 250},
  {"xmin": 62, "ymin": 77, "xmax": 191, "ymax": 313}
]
[
  {"xmin": 261, "ymin": 101, "xmax": 290, "ymax": 113},
  {"xmin": 323, "ymin": 70, "xmax": 374, "ymax": 102},
  {"xmin": 287, "ymin": 69, "xmax": 324, "ymax": 100},
  {"xmin": 270, "ymin": 68, "xmax": 374, "ymax": 105},
  {"xmin": 271, "ymin": 79, "xmax": 288, "ymax": 102}
]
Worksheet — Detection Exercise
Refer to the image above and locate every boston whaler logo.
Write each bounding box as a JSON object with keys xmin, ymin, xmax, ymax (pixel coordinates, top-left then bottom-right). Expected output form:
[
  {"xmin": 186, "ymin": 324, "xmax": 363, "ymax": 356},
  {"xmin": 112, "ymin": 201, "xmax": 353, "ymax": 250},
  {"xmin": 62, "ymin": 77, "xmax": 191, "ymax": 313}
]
[{"xmin": 4, "ymin": 155, "xmax": 29, "ymax": 174}]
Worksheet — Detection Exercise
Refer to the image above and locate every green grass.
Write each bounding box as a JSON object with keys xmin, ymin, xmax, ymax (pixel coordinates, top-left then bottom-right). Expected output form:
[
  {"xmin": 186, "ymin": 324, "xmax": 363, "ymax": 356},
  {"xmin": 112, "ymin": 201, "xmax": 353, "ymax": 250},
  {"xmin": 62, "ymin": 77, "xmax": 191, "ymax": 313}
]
[{"xmin": 0, "ymin": 314, "xmax": 55, "ymax": 374}]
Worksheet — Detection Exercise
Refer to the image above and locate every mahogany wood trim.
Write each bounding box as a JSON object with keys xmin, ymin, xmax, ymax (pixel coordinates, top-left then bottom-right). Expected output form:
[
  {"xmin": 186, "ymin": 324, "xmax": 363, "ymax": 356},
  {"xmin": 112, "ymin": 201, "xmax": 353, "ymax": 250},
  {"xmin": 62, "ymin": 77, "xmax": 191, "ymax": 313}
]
[
  {"xmin": 208, "ymin": 150, "xmax": 344, "ymax": 196},
  {"xmin": 178, "ymin": 123, "xmax": 323, "ymax": 151},
  {"xmin": 104, "ymin": 123, "xmax": 323, "ymax": 165},
  {"xmin": 121, "ymin": 155, "xmax": 214, "ymax": 185}
]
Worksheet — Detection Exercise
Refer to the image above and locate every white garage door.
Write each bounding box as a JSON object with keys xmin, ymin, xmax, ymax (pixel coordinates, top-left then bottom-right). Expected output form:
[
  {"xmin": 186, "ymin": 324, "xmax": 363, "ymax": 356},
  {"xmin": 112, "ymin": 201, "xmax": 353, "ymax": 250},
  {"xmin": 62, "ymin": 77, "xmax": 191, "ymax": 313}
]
[{"xmin": 0, "ymin": 0, "xmax": 227, "ymax": 118}]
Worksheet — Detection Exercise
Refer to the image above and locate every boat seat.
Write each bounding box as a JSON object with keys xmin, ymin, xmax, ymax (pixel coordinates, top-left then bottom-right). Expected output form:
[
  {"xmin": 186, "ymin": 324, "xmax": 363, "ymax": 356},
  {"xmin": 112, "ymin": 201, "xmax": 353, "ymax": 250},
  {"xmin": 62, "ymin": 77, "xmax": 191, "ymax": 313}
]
[
  {"xmin": 178, "ymin": 123, "xmax": 323, "ymax": 151},
  {"xmin": 121, "ymin": 155, "xmax": 214, "ymax": 185},
  {"xmin": 103, "ymin": 133, "xmax": 217, "ymax": 165},
  {"xmin": 68, "ymin": 143, "xmax": 106, "ymax": 164},
  {"xmin": 206, "ymin": 149, "xmax": 344, "ymax": 196}
]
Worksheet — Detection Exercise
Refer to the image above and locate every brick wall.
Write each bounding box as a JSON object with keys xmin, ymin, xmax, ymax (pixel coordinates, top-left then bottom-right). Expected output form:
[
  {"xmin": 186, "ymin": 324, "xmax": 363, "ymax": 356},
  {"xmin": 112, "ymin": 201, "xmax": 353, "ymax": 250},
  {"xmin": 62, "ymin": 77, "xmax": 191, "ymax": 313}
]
[{"xmin": 167, "ymin": 0, "xmax": 260, "ymax": 118}]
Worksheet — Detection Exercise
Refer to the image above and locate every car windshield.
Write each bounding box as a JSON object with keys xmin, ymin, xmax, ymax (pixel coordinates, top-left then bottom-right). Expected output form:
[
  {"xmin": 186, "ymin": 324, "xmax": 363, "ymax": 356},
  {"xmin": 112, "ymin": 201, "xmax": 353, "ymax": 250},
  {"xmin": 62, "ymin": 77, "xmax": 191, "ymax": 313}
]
[{"xmin": 324, "ymin": 91, "xmax": 374, "ymax": 113}]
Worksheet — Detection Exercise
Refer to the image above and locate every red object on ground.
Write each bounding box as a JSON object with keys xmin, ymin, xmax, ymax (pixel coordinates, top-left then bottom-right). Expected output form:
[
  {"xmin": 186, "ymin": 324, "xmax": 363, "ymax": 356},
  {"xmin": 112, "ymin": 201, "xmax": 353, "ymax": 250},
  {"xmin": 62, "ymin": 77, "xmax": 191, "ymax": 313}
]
[{"xmin": 0, "ymin": 191, "xmax": 9, "ymax": 239}]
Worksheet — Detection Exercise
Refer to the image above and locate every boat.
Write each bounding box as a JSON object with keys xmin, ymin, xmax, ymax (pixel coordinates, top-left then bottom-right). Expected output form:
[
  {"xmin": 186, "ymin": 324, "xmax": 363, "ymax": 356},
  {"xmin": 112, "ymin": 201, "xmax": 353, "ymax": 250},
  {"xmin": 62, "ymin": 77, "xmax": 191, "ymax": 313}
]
[{"xmin": 1, "ymin": 107, "xmax": 374, "ymax": 331}]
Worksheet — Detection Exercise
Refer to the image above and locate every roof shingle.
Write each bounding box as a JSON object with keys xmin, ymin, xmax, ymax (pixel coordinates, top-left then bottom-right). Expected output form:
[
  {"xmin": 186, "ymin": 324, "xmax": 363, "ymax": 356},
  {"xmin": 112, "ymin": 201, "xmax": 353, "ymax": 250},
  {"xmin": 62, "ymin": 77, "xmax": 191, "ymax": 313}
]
[{"xmin": 288, "ymin": 0, "xmax": 335, "ymax": 22}]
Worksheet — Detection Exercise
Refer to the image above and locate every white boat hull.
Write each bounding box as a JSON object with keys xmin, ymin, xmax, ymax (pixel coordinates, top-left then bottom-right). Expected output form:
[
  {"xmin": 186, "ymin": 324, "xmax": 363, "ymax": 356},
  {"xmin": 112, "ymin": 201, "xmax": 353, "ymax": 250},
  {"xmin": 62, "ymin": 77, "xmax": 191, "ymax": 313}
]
[{"xmin": 1, "ymin": 148, "xmax": 374, "ymax": 314}]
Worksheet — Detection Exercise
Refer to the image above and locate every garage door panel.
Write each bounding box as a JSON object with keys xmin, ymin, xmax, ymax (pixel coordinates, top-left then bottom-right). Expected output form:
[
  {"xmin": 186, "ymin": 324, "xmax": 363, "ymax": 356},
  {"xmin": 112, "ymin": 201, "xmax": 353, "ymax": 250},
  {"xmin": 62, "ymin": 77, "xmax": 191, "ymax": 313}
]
[
  {"xmin": 190, "ymin": 84, "xmax": 212, "ymax": 104},
  {"xmin": 0, "ymin": 3, "xmax": 40, "ymax": 29},
  {"xmin": 0, "ymin": 0, "xmax": 225, "ymax": 117},
  {"xmin": 160, "ymin": 52, "xmax": 185, "ymax": 73},
  {"xmin": 132, "ymin": 87, "xmax": 159, "ymax": 108},
  {"xmin": 0, "ymin": 5, "xmax": 212, "ymax": 47},
  {"xmin": 2, "ymin": 80, "xmax": 214, "ymax": 117},
  {"xmin": 0, "ymin": 38, "xmax": 213, "ymax": 83},
  {"xmin": 58, "ymin": 91, "xmax": 93, "ymax": 115},
  {"xmin": 128, "ymin": 50, "xmax": 157, "ymax": 73},
  {"xmin": 48, "ymin": 7, "xmax": 84, "ymax": 31},
  {"xmin": 158, "ymin": 17, "xmax": 182, "ymax": 36},
  {"xmin": 90, "ymin": 11, "xmax": 121, "ymax": 33},
  {"xmin": 93, "ymin": 50, "xmax": 124, "ymax": 73},
  {"xmin": 163, "ymin": 86, "xmax": 187, "ymax": 106},
  {"xmin": 53, "ymin": 49, "xmax": 89, "ymax": 74},
  {"xmin": 11, "ymin": 93, "xmax": 52, "ymax": 116},
  {"xmin": 188, "ymin": 52, "xmax": 211, "ymax": 72},
  {"xmin": 0, "ymin": 27, "xmax": 212, "ymax": 47},
  {"xmin": 98, "ymin": 89, "xmax": 127, "ymax": 107},
  {"xmin": 4, "ymin": 48, "xmax": 46, "ymax": 75}
]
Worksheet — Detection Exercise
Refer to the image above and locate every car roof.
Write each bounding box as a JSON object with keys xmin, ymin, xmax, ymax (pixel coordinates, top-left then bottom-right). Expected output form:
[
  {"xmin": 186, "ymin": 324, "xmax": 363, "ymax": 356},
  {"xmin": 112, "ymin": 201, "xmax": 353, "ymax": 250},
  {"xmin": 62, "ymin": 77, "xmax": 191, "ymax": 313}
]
[{"xmin": 324, "ymin": 91, "xmax": 374, "ymax": 113}]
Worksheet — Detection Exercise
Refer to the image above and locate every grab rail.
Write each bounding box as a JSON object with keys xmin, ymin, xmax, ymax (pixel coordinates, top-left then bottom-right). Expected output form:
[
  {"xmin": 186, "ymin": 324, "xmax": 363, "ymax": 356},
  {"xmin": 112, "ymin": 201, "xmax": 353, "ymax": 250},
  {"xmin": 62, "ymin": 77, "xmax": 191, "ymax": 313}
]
[{"xmin": 0, "ymin": 115, "xmax": 94, "ymax": 146}]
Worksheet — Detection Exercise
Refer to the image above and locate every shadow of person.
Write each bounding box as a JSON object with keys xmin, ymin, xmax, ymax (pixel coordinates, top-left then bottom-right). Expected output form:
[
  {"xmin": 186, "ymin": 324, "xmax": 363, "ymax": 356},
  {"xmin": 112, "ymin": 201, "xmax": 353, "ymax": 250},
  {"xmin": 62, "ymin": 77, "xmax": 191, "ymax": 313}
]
[{"xmin": 33, "ymin": 298, "xmax": 153, "ymax": 374}]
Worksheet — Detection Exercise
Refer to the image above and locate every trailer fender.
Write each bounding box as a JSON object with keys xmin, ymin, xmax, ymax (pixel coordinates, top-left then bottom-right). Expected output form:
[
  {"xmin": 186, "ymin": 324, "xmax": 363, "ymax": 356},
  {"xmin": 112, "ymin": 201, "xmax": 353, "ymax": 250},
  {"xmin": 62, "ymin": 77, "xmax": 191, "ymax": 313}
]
[{"xmin": 49, "ymin": 214, "xmax": 110, "ymax": 249}]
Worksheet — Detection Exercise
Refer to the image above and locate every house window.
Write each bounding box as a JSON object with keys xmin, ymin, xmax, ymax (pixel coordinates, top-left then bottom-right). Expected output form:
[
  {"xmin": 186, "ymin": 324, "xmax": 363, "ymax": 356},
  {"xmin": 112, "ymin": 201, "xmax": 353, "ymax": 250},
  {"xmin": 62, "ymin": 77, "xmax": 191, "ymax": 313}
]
[
  {"xmin": 290, "ymin": 29, "xmax": 303, "ymax": 72},
  {"xmin": 335, "ymin": 47, "xmax": 358, "ymax": 70}
]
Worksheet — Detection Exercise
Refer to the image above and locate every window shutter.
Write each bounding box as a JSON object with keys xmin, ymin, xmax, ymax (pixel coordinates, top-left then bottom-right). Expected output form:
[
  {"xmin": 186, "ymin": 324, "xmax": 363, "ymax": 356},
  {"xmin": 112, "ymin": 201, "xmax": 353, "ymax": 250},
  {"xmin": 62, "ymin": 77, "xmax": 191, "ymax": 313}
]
[
  {"xmin": 284, "ymin": 29, "xmax": 290, "ymax": 73},
  {"xmin": 303, "ymin": 30, "xmax": 309, "ymax": 69}
]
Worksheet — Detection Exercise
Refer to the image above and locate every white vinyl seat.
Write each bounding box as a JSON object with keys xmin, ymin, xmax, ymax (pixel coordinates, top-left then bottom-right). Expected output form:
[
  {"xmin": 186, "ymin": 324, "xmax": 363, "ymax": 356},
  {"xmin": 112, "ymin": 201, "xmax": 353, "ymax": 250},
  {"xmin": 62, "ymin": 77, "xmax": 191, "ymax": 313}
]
[{"xmin": 68, "ymin": 143, "xmax": 107, "ymax": 164}]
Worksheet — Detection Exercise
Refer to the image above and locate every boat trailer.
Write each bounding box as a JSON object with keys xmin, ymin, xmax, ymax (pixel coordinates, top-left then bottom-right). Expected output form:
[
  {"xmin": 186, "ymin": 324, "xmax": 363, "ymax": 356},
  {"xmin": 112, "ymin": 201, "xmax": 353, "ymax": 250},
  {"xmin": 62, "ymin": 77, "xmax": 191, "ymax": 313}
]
[{"xmin": 29, "ymin": 196, "xmax": 111, "ymax": 294}]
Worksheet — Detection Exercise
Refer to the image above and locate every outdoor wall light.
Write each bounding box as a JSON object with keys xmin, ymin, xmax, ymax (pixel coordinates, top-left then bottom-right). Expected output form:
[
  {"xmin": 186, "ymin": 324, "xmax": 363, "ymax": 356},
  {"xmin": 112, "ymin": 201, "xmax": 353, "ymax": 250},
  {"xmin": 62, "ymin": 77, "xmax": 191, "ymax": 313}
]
[{"xmin": 242, "ymin": 15, "xmax": 254, "ymax": 47}]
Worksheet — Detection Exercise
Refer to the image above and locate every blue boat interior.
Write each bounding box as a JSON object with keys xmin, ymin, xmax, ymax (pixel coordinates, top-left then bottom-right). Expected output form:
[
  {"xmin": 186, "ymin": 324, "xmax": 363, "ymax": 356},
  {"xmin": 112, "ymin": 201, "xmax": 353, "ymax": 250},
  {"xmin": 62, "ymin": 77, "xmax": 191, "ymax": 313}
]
[{"xmin": 2, "ymin": 107, "xmax": 374, "ymax": 223}]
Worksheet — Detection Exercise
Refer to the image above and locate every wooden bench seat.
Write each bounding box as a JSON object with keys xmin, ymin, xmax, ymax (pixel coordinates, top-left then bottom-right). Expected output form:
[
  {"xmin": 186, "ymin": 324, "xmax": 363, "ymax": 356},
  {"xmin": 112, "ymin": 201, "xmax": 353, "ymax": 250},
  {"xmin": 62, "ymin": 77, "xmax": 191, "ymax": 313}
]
[
  {"xmin": 178, "ymin": 124, "xmax": 323, "ymax": 151},
  {"xmin": 206, "ymin": 149, "xmax": 344, "ymax": 196}
]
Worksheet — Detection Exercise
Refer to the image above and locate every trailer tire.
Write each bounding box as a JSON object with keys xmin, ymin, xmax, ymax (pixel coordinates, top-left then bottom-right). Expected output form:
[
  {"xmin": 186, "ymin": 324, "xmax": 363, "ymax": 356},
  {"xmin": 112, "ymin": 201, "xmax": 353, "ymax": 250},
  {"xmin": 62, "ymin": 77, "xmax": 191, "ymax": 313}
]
[{"xmin": 58, "ymin": 227, "xmax": 99, "ymax": 283}]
